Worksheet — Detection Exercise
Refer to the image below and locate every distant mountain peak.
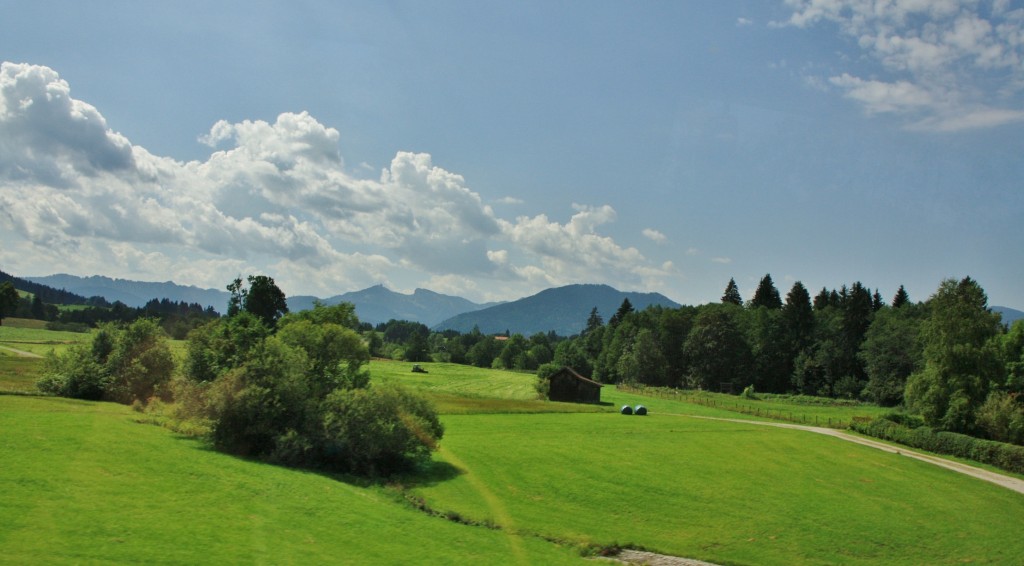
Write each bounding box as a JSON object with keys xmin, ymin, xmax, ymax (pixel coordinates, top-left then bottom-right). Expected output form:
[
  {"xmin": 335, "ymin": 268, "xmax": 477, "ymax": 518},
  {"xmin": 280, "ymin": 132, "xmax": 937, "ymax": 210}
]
[{"xmin": 434, "ymin": 284, "xmax": 679, "ymax": 336}]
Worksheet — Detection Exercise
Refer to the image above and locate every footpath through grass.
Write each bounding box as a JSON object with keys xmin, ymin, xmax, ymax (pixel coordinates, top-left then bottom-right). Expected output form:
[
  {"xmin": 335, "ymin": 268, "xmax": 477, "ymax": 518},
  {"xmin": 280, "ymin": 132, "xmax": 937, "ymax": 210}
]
[{"xmin": 0, "ymin": 395, "xmax": 586, "ymax": 565}]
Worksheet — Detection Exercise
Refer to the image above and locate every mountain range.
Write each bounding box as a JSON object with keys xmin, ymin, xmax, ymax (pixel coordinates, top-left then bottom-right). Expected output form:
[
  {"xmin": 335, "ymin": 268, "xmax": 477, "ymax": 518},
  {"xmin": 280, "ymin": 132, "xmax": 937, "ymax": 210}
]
[
  {"xmin": 287, "ymin": 285, "xmax": 499, "ymax": 327},
  {"xmin": 26, "ymin": 274, "xmax": 231, "ymax": 311}
]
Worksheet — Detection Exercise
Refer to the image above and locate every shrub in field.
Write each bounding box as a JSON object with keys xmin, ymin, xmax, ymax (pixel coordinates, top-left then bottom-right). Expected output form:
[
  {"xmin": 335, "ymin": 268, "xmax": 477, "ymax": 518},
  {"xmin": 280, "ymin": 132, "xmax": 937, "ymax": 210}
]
[
  {"xmin": 318, "ymin": 384, "xmax": 445, "ymax": 475},
  {"xmin": 38, "ymin": 319, "xmax": 172, "ymax": 405},
  {"xmin": 975, "ymin": 391, "xmax": 1024, "ymax": 445},
  {"xmin": 104, "ymin": 319, "xmax": 175, "ymax": 404},
  {"xmin": 184, "ymin": 298, "xmax": 444, "ymax": 476},
  {"xmin": 880, "ymin": 411, "xmax": 925, "ymax": 429},
  {"xmin": 38, "ymin": 344, "xmax": 109, "ymax": 400},
  {"xmin": 535, "ymin": 363, "xmax": 559, "ymax": 397},
  {"xmin": 208, "ymin": 337, "xmax": 310, "ymax": 458}
]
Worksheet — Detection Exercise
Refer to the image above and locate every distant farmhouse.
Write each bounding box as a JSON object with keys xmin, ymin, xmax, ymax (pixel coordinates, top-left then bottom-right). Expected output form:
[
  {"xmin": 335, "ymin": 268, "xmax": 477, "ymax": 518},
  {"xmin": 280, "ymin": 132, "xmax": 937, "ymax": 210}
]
[{"xmin": 546, "ymin": 367, "xmax": 602, "ymax": 404}]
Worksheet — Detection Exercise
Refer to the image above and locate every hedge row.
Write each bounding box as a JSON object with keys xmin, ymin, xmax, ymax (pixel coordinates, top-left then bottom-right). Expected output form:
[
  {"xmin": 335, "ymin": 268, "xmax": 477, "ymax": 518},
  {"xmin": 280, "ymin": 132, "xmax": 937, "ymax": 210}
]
[{"xmin": 850, "ymin": 417, "xmax": 1024, "ymax": 476}]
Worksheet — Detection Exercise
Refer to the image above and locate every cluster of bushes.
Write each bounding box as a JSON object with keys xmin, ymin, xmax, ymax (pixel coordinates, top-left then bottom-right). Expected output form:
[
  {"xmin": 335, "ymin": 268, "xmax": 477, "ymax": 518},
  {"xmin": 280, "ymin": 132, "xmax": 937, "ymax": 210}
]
[
  {"xmin": 850, "ymin": 414, "xmax": 1024, "ymax": 475},
  {"xmin": 37, "ymin": 318, "xmax": 174, "ymax": 404},
  {"xmin": 38, "ymin": 281, "xmax": 443, "ymax": 477},
  {"xmin": 178, "ymin": 306, "xmax": 443, "ymax": 475}
]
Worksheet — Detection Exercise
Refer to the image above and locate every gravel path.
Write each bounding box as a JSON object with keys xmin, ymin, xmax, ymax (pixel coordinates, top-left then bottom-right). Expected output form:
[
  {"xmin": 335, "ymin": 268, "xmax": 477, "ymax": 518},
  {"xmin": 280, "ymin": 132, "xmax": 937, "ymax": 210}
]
[{"xmin": 602, "ymin": 550, "xmax": 722, "ymax": 565}]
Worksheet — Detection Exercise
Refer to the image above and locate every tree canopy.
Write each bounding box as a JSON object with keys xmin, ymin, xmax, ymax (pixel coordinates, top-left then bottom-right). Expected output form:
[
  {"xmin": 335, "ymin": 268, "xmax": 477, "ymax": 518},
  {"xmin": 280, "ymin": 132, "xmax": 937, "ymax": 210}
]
[{"xmin": 905, "ymin": 277, "xmax": 1004, "ymax": 433}]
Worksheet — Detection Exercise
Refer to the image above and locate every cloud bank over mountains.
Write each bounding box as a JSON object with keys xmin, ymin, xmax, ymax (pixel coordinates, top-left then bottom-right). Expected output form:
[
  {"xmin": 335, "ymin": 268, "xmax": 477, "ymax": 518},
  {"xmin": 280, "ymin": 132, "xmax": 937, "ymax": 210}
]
[
  {"xmin": 0, "ymin": 62, "xmax": 673, "ymax": 301},
  {"xmin": 781, "ymin": 0, "xmax": 1024, "ymax": 131}
]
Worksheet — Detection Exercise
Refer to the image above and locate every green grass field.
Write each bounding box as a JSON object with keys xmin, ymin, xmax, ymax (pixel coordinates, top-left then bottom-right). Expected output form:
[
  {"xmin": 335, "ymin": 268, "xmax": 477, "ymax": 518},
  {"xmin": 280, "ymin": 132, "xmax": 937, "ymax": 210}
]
[
  {"xmin": 413, "ymin": 412, "xmax": 1024, "ymax": 565},
  {"xmin": 0, "ymin": 321, "xmax": 189, "ymax": 395},
  {"xmin": 619, "ymin": 386, "xmax": 892, "ymax": 428},
  {"xmin": 0, "ymin": 318, "xmax": 92, "ymax": 356},
  {"xmin": 4, "ymin": 336, "xmax": 1024, "ymax": 564},
  {"xmin": 0, "ymin": 396, "xmax": 585, "ymax": 565},
  {"xmin": 371, "ymin": 360, "xmax": 607, "ymax": 414}
]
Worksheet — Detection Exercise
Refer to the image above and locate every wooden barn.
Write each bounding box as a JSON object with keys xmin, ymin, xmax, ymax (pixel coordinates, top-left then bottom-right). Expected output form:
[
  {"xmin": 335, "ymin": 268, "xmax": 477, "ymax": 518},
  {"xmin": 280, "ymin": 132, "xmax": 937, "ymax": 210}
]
[{"xmin": 546, "ymin": 367, "xmax": 603, "ymax": 404}]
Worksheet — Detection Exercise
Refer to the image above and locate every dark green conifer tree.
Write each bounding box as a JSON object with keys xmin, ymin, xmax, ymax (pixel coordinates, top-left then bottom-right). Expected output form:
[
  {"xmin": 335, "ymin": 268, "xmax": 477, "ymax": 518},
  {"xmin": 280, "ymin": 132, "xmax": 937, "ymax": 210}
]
[
  {"xmin": 750, "ymin": 274, "xmax": 783, "ymax": 309},
  {"xmin": 892, "ymin": 285, "xmax": 910, "ymax": 308},
  {"xmin": 721, "ymin": 278, "xmax": 743, "ymax": 306},
  {"xmin": 608, "ymin": 298, "xmax": 634, "ymax": 327}
]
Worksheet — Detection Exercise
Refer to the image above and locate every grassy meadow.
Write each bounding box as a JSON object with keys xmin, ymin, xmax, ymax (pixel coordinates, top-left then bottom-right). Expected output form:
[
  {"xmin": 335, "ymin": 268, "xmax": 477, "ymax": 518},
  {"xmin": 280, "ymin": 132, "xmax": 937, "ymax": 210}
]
[
  {"xmin": 413, "ymin": 411, "xmax": 1024, "ymax": 565},
  {"xmin": 3, "ymin": 333, "xmax": 1024, "ymax": 564},
  {"xmin": 0, "ymin": 317, "xmax": 91, "ymax": 356},
  {"xmin": 0, "ymin": 396, "xmax": 584, "ymax": 565},
  {"xmin": 619, "ymin": 387, "xmax": 892, "ymax": 428}
]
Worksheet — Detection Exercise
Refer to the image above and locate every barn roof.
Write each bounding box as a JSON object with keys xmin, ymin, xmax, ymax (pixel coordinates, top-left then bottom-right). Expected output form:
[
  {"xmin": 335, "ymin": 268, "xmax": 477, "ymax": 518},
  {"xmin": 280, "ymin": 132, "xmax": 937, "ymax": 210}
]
[{"xmin": 551, "ymin": 366, "xmax": 603, "ymax": 387}]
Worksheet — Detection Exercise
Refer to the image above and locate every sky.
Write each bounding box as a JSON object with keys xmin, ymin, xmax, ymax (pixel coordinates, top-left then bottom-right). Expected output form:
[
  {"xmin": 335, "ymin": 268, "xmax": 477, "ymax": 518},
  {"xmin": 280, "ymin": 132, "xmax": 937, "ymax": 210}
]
[{"xmin": 1, "ymin": 0, "xmax": 1022, "ymax": 309}]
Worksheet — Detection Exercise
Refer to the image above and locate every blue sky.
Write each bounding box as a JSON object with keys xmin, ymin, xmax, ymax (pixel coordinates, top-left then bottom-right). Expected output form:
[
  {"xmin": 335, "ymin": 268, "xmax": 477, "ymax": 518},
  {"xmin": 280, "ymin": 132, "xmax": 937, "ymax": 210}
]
[{"xmin": 1, "ymin": 1, "xmax": 1022, "ymax": 309}]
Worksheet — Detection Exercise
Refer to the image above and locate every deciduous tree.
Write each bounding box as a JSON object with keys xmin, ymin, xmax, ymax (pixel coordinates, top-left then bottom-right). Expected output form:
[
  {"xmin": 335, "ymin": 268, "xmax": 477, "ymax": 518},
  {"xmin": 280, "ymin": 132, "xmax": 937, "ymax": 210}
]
[
  {"xmin": 683, "ymin": 305, "xmax": 751, "ymax": 392},
  {"xmin": 905, "ymin": 277, "xmax": 1004, "ymax": 433}
]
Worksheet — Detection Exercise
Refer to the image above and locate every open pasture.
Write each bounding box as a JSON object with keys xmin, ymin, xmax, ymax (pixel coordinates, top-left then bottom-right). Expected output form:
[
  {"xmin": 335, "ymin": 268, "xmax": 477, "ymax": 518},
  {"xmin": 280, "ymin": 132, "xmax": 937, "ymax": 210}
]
[
  {"xmin": 0, "ymin": 319, "xmax": 92, "ymax": 356},
  {"xmin": 412, "ymin": 411, "xmax": 1024, "ymax": 565},
  {"xmin": 371, "ymin": 359, "xmax": 606, "ymax": 414},
  {"xmin": 6, "ymin": 355, "xmax": 1024, "ymax": 565},
  {"xmin": 0, "ymin": 353, "xmax": 42, "ymax": 393},
  {"xmin": 619, "ymin": 386, "xmax": 891, "ymax": 428}
]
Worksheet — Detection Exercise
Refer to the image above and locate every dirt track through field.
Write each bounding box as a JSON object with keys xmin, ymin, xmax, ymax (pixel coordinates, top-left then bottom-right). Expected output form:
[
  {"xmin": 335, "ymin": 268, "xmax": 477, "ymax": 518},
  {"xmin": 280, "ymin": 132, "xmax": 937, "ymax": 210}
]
[
  {"xmin": 437, "ymin": 444, "xmax": 529, "ymax": 565},
  {"xmin": 0, "ymin": 345, "xmax": 43, "ymax": 358},
  {"xmin": 680, "ymin": 414, "xmax": 1024, "ymax": 495}
]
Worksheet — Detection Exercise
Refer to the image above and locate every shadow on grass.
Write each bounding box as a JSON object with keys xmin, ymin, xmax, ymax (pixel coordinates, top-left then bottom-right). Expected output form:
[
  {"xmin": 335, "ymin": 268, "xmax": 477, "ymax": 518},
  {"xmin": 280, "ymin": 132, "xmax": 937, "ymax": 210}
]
[{"xmin": 166, "ymin": 432, "xmax": 464, "ymax": 491}]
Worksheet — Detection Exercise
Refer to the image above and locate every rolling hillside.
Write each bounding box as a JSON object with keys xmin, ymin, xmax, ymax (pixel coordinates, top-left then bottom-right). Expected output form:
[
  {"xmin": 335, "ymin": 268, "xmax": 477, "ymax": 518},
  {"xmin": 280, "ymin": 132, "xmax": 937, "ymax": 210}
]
[
  {"xmin": 25, "ymin": 274, "xmax": 230, "ymax": 311},
  {"xmin": 995, "ymin": 306, "xmax": 1024, "ymax": 325}
]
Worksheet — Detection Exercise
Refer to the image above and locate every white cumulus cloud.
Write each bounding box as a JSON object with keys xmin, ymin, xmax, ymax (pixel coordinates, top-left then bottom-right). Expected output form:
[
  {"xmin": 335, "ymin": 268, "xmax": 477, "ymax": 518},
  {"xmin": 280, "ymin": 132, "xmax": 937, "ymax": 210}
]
[
  {"xmin": 0, "ymin": 61, "xmax": 673, "ymax": 300},
  {"xmin": 642, "ymin": 228, "xmax": 667, "ymax": 244},
  {"xmin": 780, "ymin": 0, "xmax": 1024, "ymax": 131}
]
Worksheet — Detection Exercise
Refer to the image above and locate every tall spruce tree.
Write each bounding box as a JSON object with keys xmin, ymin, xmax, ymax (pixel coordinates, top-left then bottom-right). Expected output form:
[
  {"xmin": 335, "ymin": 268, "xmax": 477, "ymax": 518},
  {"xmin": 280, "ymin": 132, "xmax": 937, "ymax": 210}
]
[
  {"xmin": 813, "ymin": 287, "xmax": 831, "ymax": 310},
  {"xmin": 750, "ymin": 274, "xmax": 783, "ymax": 309},
  {"xmin": 782, "ymin": 281, "xmax": 815, "ymax": 353},
  {"xmin": 608, "ymin": 298, "xmax": 634, "ymax": 327},
  {"xmin": 583, "ymin": 307, "xmax": 603, "ymax": 335},
  {"xmin": 892, "ymin": 285, "xmax": 910, "ymax": 308},
  {"xmin": 872, "ymin": 289, "xmax": 885, "ymax": 311},
  {"xmin": 721, "ymin": 278, "xmax": 743, "ymax": 306}
]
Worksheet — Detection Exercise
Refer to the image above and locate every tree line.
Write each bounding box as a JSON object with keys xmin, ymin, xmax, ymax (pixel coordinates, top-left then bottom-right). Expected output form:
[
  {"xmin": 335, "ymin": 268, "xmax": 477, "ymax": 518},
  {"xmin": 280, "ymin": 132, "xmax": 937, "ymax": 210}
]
[
  {"xmin": 362, "ymin": 274, "xmax": 1022, "ymax": 445},
  {"xmin": 539, "ymin": 275, "xmax": 1021, "ymax": 445},
  {"xmin": 0, "ymin": 279, "xmax": 218, "ymax": 338}
]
